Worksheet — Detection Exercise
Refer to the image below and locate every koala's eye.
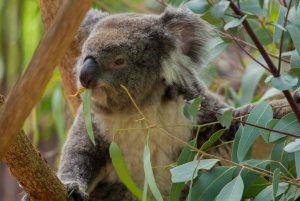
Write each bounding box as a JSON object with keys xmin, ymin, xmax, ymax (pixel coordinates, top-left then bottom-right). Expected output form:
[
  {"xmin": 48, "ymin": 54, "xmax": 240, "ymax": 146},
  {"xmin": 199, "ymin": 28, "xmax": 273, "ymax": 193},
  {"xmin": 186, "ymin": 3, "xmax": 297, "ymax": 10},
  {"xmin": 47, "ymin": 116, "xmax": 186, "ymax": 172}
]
[{"xmin": 111, "ymin": 56, "xmax": 126, "ymax": 69}]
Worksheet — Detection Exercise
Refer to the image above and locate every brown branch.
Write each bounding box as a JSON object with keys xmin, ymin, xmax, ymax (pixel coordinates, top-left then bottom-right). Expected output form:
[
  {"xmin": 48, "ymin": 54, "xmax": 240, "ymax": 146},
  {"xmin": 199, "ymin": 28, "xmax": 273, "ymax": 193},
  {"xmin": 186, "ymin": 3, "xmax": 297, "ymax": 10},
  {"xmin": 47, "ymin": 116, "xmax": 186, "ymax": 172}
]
[
  {"xmin": 1, "ymin": 95, "xmax": 73, "ymax": 201},
  {"xmin": 39, "ymin": 0, "xmax": 82, "ymax": 112},
  {"xmin": 0, "ymin": 0, "xmax": 93, "ymax": 160}
]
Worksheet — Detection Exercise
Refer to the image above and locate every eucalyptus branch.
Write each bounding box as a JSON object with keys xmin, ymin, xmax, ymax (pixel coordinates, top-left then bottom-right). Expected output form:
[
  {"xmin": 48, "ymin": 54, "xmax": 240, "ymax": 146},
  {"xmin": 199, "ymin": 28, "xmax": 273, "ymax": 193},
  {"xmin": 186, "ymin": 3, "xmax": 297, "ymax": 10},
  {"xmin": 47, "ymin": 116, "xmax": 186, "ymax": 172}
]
[
  {"xmin": 277, "ymin": 0, "xmax": 293, "ymax": 76},
  {"xmin": 218, "ymin": 31, "xmax": 290, "ymax": 64},
  {"xmin": 228, "ymin": 0, "xmax": 300, "ymax": 124},
  {"xmin": 221, "ymin": 18, "xmax": 271, "ymax": 73}
]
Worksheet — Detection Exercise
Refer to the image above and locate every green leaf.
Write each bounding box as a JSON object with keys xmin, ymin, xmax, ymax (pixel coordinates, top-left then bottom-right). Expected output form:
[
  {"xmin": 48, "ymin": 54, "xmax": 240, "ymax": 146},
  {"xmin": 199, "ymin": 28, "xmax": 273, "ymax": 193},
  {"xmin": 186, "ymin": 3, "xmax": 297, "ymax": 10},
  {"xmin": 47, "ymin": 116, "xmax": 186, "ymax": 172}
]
[
  {"xmin": 203, "ymin": 37, "xmax": 228, "ymax": 67},
  {"xmin": 295, "ymin": 150, "xmax": 300, "ymax": 179},
  {"xmin": 229, "ymin": 87, "xmax": 241, "ymax": 108},
  {"xmin": 269, "ymin": 113, "xmax": 300, "ymax": 142},
  {"xmin": 258, "ymin": 88, "xmax": 281, "ymax": 102},
  {"xmin": 259, "ymin": 119, "xmax": 279, "ymax": 143},
  {"xmin": 232, "ymin": 126, "xmax": 243, "ymax": 163},
  {"xmin": 291, "ymin": 50, "xmax": 300, "ymax": 68},
  {"xmin": 269, "ymin": 21, "xmax": 286, "ymax": 31},
  {"xmin": 83, "ymin": 88, "xmax": 95, "ymax": 145},
  {"xmin": 296, "ymin": 0, "xmax": 300, "ymax": 10},
  {"xmin": 240, "ymin": 1, "xmax": 265, "ymax": 16},
  {"xmin": 143, "ymin": 135, "xmax": 163, "ymax": 201},
  {"xmin": 169, "ymin": 140, "xmax": 197, "ymax": 201},
  {"xmin": 264, "ymin": 75, "xmax": 273, "ymax": 83},
  {"xmin": 183, "ymin": 103, "xmax": 193, "ymax": 121},
  {"xmin": 216, "ymin": 108, "xmax": 232, "ymax": 129},
  {"xmin": 241, "ymin": 57, "xmax": 266, "ymax": 105},
  {"xmin": 234, "ymin": 160, "xmax": 269, "ymax": 192},
  {"xmin": 269, "ymin": 0, "xmax": 280, "ymax": 32},
  {"xmin": 210, "ymin": 1, "xmax": 230, "ymax": 19},
  {"xmin": 191, "ymin": 167, "xmax": 234, "ymax": 201},
  {"xmin": 188, "ymin": 97, "xmax": 203, "ymax": 119},
  {"xmin": 109, "ymin": 142, "xmax": 150, "ymax": 201},
  {"xmin": 259, "ymin": 0, "xmax": 264, "ymax": 9},
  {"xmin": 272, "ymin": 169, "xmax": 281, "ymax": 200},
  {"xmin": 170, "ymin": 159, "xmax": 219, "ymax": 183},
  {"xmin": 215, "ymin": 175, "xmax": 244, "ymax": 201},
  {"xmin": 271, "ymin": 71, "xmax": 298, "ymax": 90},
  {"xmin": 284, "ymin": 139, "xmax": 300, "ymax": 153},
  {"xmin": 201, "ymin": 10, "xmax": 222, "ymax": 25},
  {"xmin": 187, "ymin": 0, "xmax": 209, "ymax": 15},
  {"xmin": 51, "ymin": 88, "xmax": 66, "ymax": 146},
  {"xmin": 285, "ymin": 184, "xmax": 300, "ymax": 200},
  {"xmin": 200, "ymin": 129, "xmax": 226, "ymax": 151},
  {"xmin": 243, "ymin": 177, "xmax": 269, "ymax": 198},
  {"xmin": 237, "ymin": 102, "xmax": 273, "ymax": 162},
  {"xmin": 246, "ymin": 21, "xmax": 272, "ymax": 46},
  {"xmin": 287, "ymin": 6, "xmax": 300, "ymax": 56},
  {"xmin": 253, "ymin": 183, "xmax": 288, "ymax": 201},
  {"xmin": 168, "ymin": 0, "xmax": 183, "ymax": 7},
  {"xmin": 270, "ymin": 140, "xmax": 288, "ymax": 178},
  {"xmin": 273, "ymin": 5, "xmax": 287, "ymax": 42},
  {"xmin": 224, "ymin": 15, "xmax": 247, "ymax": 30}
]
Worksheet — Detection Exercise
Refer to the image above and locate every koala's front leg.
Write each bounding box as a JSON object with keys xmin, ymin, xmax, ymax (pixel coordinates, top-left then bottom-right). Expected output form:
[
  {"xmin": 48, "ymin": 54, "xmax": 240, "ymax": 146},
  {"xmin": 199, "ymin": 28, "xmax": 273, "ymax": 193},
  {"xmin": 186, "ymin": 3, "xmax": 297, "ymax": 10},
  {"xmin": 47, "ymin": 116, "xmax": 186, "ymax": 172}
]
[{"xmin": 58, "ymin": 107, "xmax": 110, "ymax": 201}]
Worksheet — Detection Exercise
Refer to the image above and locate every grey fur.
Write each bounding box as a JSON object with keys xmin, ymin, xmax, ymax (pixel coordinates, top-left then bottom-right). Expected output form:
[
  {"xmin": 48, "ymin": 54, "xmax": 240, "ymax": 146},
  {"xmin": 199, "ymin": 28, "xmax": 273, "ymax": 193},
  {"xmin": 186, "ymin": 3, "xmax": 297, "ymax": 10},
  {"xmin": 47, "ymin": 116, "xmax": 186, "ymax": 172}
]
[{"xmin": 22, "ymin": 6, "xmax": 300, "ymax": 201}]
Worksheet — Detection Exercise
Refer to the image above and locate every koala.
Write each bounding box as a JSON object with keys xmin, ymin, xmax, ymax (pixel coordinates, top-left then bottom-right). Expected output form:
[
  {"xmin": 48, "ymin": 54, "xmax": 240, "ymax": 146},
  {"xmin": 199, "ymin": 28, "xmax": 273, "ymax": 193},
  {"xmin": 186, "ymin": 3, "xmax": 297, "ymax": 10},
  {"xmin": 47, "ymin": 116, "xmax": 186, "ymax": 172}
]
[{"xmin": 22, "ymin": 5, "xmax": 297, "ymax": 201}]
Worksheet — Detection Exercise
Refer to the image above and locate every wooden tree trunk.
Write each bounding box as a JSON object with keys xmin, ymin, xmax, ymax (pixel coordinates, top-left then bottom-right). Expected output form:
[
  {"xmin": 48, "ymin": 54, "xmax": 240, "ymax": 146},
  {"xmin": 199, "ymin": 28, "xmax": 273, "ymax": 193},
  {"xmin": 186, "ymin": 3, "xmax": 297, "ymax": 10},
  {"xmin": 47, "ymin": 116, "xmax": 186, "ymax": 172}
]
[{"xmin": 0, "ymin": 0, "xmax": 93, "ymax": 200}]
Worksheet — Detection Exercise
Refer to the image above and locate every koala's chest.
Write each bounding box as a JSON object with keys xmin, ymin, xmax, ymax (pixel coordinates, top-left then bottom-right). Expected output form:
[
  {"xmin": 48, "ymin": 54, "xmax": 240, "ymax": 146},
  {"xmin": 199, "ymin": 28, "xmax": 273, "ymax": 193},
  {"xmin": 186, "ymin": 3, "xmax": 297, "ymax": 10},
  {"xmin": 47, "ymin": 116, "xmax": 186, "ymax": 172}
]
[{"xmin": 94, "ymin": 103, "xmax": 192, "ymax": 188}]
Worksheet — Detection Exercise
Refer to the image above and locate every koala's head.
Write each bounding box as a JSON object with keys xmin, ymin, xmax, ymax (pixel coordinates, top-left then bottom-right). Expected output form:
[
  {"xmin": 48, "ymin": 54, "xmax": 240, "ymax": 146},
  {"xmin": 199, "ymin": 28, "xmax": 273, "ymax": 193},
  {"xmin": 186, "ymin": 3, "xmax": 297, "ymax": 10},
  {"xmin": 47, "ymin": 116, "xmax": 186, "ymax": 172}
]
[{"xmin": 75, "ymin": 6, "xmax": 211, "ymax": 114}]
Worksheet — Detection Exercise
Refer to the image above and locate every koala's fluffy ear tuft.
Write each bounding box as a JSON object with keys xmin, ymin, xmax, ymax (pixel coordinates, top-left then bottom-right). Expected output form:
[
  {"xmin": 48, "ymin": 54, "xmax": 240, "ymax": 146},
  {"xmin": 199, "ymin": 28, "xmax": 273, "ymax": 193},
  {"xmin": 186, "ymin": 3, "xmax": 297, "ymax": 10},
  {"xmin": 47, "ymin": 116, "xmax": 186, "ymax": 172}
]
[
  {"xmin": 159, "ymin": 6, "xmax": 211, "ymax": 65},
  {"xmin": 76, "ymin": 9, "xmax": 109, "ymax": 47}
]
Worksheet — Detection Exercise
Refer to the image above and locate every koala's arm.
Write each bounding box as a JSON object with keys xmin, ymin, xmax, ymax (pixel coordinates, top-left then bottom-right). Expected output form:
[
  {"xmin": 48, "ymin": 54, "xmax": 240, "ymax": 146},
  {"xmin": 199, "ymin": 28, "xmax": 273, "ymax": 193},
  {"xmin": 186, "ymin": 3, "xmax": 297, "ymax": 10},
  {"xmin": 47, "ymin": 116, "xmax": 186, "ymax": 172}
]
[{"xmin": 57, "ymin": 106, "xmax": 110, "ymax": 200}]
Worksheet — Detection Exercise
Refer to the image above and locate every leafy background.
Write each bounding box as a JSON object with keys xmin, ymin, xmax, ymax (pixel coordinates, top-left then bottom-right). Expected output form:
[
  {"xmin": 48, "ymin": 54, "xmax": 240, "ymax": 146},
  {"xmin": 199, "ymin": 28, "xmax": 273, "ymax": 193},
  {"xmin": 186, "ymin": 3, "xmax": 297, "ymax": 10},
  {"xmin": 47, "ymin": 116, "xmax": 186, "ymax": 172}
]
[{"xmin": 1, "ymin": 0, "xmax": 300, "ymax": 200}]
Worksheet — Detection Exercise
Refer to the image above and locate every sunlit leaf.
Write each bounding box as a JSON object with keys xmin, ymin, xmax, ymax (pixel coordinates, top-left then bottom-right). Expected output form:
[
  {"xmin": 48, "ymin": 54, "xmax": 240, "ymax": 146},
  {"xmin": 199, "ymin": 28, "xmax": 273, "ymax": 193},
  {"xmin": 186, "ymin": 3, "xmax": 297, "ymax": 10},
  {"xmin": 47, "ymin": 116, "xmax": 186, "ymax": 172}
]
[
  {"xmin": 109, "ymin": 142, "xmax": 151, "ymax": 201},
  {"xmin": 273, "ymin": 5, "xmax": 287, "ymax": 42},
  {"xmin": 143, "ymin": 135, "xmax": 163, "ymax": 201},
  {"xmin": 191, "ymin": 167, "xmax": 234, "ymax": 201},
  {"xmin": 201, "ymin": 10, "xmax": 222, "ymax": 25},
  {"xmin": 83, "ymin": 88, "xmax": 95, "ymax": 145},
  {"xmin": 224, "ymin": 15, "xmax": 247, "ymax": 30},
  {"xmin": 170, "ymin": 159, "xmax": 219, "ymax": 183},
  {"xmin": 271, "ymin": 71, "xmax": 298, "ymax": 91},
  {"xmin": 216, "ymin": 108, "xmax": 232, "ymax": 129},
  {"xmin": 187, "ymin": 0, "xmax": 209, "ymax": 14},
  {"xmin": 215, "ymin": 175, "xmax": 244, "ymax": 201},
  {"xmin": 237, "ymin": 102, "xmax": 273, "ymax": 162},
  {"xmin": 269, "ymin": 0, "xmax": 280, "ymax": 32}
]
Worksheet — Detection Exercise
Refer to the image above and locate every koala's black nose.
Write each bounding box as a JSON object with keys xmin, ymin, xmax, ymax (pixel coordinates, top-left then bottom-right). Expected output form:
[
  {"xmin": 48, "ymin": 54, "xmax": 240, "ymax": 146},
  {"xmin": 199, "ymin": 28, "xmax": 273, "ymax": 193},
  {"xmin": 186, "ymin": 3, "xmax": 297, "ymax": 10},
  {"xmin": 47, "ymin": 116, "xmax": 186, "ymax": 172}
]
[{"xmin": 80, "ymin": 58, "xmax": 98, "ymax": 88}]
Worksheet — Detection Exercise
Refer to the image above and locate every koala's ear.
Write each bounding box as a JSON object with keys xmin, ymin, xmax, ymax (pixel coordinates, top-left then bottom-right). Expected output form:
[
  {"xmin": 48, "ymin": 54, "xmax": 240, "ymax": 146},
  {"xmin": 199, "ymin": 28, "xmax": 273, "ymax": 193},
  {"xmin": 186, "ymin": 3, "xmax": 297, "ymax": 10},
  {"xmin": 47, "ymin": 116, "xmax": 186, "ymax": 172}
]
[
  {"xmin": 76, "ymin": 9, "xmax": 109, "ymax": 46},
  {"xmin": 159, "ymin": 6, "xmax": 211, "ymax": 64}
]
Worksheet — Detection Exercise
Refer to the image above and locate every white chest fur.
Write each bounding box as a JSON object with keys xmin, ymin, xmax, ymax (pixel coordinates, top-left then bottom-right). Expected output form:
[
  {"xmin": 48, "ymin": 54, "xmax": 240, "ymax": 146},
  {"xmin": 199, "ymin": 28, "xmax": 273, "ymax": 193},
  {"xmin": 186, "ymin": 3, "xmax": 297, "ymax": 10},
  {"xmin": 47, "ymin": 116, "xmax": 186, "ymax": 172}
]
[{"xmin": 94, "ymin": 97, "xmax": 192, "ymax": 189}]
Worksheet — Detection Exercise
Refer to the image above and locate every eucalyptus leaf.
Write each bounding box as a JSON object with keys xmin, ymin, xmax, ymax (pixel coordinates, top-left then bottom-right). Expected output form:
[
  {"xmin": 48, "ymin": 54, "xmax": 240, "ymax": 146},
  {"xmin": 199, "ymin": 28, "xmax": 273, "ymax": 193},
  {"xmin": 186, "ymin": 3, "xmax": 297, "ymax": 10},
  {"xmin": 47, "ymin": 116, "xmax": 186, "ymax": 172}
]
[
  {"xmin": 216, "ymin": 108, "xmax": 232, "ymax": 129},
  {"xmin": 273, "ymin": 5, "xmax": 287, "ymax": 42},
  {"xmin": 269, "ymin": 113, "xmax": 300, "ymax": 142},
  {"xmin": 224, "ymin": 15, "xmax": 247, "ymax": 30},
  {"xmin": 143, "ymin": 135, "xmax": 163, "ymax": 201},
  {"xmin": 109, "ymin": 142, "xmax": 151, "ymax": 201},
  {"xmin": 287, "ymin": 6, "xmax": 300, "ymax": 56},
  {"xmin": 259, "ymin": 119, "xmax": 279, "ymax": 143},
  {"xmin": 187, "ymin": 0, "xmax": 209, "ymax": 15},
  {"xmin": 253, "ymin": 183, "xmax": 288, "ymax": 201},
  {"xmin": 191, "ymin": 167, "xmax": 234, "ymax": 201},
  {"xmin": 83, "ymin": 88, "xmax": 95, "ymax": 145},
  {"xmin": 258, "ymin": 88, "xmax": 281, "ymax": 102},
  {"xmin": 215, "ymin": 175, "xmax": 244, "ymax": 201},
  {"xmin": 284, "ymin": 139, "xmax": 300, "ymax": 153},
  {"xmin": 270, "ymin": 140, "xmax": 288, "ymax": 177},
  {"xmin": 188, "ymin": 97, "xmax": 203, "ymax": 120},
  {"xmin": 237, "ymin": 102, "xmax": 273, "ymax": 162},
  {"xmin": 200, "ymin": 129, "xmax": 226, "ymax": 151},
  {"xmin": 296, "ymin": 151, "xmax": 300, "ymax": 179},
  {"xmin": 170, "ymin": 159, "xmax": 219, "ymax": 183},
  {"xmin": 271, "ymin": 71, "xmax": 298, "ymax": 91},
  {"xmin": 201, "ymin": 10, "xmax": 222, "ymax": 25},
  {"xmin": 269, "ymin": 21, "xmax": 286, "ymax": 31},
  {"xmin": 210, "ymin": 1, "xmax": 230, "ymax": 19},
  {"xmin": 243, "ymin": 177, "xmax": 269, "ymax": 198},
  {"xmin": 272, "ymin": 169, "xmax": 281, "ymax": 200}
]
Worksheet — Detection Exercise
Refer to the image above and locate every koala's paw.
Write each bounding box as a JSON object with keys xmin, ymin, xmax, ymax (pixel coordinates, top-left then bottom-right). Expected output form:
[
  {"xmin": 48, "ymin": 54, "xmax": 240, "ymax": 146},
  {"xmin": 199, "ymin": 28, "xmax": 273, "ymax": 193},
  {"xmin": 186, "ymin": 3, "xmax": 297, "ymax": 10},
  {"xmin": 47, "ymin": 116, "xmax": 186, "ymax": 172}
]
[
  {"xmin": 65, "ymin": 182, "xmax": 89, "ymax": 201},
  {"xmin": 294, "ymin": 88, "xmax": 300, "ymax": 103},
  {"xmin": 22, "ymin": 195, "xmax": 30, "ymax": 201}
]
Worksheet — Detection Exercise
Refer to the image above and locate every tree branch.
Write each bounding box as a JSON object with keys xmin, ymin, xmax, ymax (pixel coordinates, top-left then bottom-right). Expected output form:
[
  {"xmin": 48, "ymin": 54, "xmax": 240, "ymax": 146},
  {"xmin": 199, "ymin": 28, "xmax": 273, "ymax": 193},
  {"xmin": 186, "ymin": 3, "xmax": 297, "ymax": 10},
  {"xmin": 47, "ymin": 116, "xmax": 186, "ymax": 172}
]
[{"xmin": 0, "ymin": 0, "xmax": 93, "ymax": 159}]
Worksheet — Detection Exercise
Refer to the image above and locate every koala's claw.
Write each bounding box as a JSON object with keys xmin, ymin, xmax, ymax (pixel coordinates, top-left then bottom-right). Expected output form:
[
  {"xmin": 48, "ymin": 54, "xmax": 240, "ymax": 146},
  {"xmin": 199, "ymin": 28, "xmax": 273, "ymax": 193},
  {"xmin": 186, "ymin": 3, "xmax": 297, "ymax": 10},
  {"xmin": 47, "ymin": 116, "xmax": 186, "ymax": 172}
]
[
  {"xmin": 65, "ymin": 182, "xmax": 89, "ymax": 201},
  {"xmin": 293, "ymin": 88, "xmax": 300, "ymax": 103},
  {"xmin": 22, "ymin": 195, "xmax": 30, "ymax": 201}
]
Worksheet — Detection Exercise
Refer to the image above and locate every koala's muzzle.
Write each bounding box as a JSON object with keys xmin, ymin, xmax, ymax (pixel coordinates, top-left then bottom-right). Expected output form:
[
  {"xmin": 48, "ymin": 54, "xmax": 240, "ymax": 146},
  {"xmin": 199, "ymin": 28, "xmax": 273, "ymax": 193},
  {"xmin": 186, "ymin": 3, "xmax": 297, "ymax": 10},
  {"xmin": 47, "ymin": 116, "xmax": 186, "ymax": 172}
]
[{"xmin": 80, "ymin": 58, "xmax": 98, "ymax": 88}]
